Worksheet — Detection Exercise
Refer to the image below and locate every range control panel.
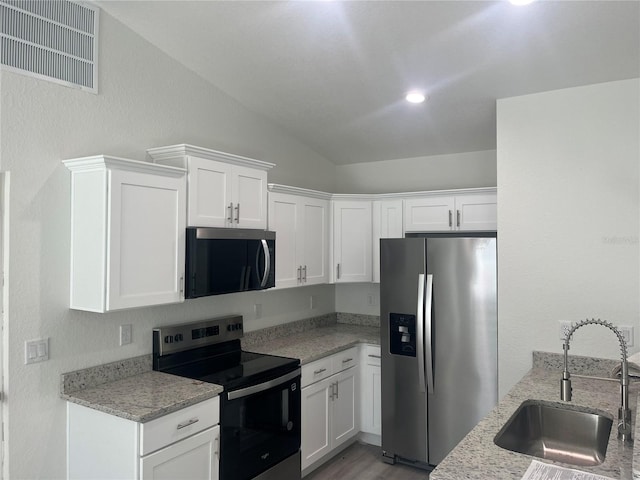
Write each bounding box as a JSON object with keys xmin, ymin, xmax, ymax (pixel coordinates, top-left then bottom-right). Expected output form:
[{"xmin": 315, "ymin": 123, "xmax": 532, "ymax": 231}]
[{"xmin": 153, "ymin": 315, "xmax": 243, "ymax": 356}]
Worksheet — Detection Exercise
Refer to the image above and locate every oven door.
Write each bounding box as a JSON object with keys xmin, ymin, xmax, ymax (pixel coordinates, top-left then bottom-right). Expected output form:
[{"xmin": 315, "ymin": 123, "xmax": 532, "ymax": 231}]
[{"xmin": 220, "ymin": 368, "xmax": 301, "ymax": 480}]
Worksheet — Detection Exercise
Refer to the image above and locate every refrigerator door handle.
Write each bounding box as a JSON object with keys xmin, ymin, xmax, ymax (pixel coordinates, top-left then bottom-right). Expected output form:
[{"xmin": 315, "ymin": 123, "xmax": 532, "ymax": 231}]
[
  {"xmin": 416, "ymin": 274, "xmax": 426, "ymax": 393},
  {"xmin": 425, "ymin": 273, "xmax": 435, "ymax": 395}
]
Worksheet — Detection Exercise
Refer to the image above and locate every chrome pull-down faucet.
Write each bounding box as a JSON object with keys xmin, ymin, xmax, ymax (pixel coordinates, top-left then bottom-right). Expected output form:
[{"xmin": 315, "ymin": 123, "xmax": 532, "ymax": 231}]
[{"xmin": 560, "ymin": 318, "xmax": 633, "ymax": 443}]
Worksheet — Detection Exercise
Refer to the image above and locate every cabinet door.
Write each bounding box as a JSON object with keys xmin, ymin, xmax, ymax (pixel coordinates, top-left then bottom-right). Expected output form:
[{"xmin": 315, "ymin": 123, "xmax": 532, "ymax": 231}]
[
  {"xmin": 333, "ymin": 201, "xmax": 372, "ymax": 283},
  {"xmin": 300, "ymin": 197, "xmax": 329, "ymax": 285},
  {"xmin": 187, "ymin": 156, "xmax": 233, "ymax": 227},
  {"xmin": 331, "ymin": 367, "xmax": 359, "ymax": 449},
  {"xmin": 301, "ymin": 380, "xmax": 332, "ymax": 470},
  {"xmin": 404, "ymin": 196, "xmax": 454, "ymax": 232},
  {"xmin": 140, "ymin": 425, "xmax": 219, "ymax": 480},
  {"xmin": 372, "ymin": 200, "xmax": 404, "ymax": 283},
  {"xmin": 233, "ymin": 165, "xmax": 268, "ymax": 229},
  {"xmin": 455, "ymin": 193, "xmax": 497, "ymax": 231},
  {"xmin": 268, "ymin": 193, "xmax": 300, "ymax": 288},
  {"xmin": 108, "ymin": 169, "xmax": 185, "ymax": 310},
  {"xmin": 360, "ymin": 347, "xmax": 381, "ymax": 436}
]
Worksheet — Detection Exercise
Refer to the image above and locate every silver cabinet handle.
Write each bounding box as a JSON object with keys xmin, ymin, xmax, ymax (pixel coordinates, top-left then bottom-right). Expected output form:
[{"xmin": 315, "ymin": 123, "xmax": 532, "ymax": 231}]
[
  {"xmin": 335, "ymin": 380, "xmax": 339, "ymax": 399},
  {"xmin": 227, "ymin": 202, "xmax": 234, "ymax": 223},
  {"xmin": 179, "ymin": 276, "xmax": 184, "ymax": 295},
  {"xmin": 177, "ymin": 418, "xmax": 199, "ymax": 430},
  {"xmin": 336, "ymin": 263, "xmax": 341, "ymax": 280},
  {"xmin": 448, "ymin": 210, "xmax": 452, "ymax": 227},
  {"xmin": 235, "ymin": 203, "xmax": 240, "ymax": 223},
  {"xmin": 368, "ymin": 354, "xmax": 381, "ymax": 359},
  {"xmin": 329, "ymin": 382, "xmax": 334, "ymax": 400},
  {"xmin": 314, "ymin": 368, "xmax": 327, "ymax": 375},
  {"xmin": 303, "ymin": 265, "xmax": 307, "ymax": 282},
  {"xmin": 342, "ymin": 358, "xmax": 353, "ymax": 363},
  {"xmin": 456, "ymin": 209, "xmax": 461, "ymax": 228},
  {"xmin": 297, "ymin": 266, "xmax": 302, "ymax": 283}
]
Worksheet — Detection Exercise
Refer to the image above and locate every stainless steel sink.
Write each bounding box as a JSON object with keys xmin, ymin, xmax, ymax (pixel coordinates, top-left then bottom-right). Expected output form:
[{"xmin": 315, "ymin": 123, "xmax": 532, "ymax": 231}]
[{"xmin": 493, "ymin": 399, "xmax": 614, "ymax": 466}]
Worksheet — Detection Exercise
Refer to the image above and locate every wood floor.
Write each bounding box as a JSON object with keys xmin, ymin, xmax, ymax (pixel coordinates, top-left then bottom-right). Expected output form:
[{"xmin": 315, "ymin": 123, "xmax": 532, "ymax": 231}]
[{"xmin": 305, "ymin": 443, "xmax": 430, "ymax": 480}]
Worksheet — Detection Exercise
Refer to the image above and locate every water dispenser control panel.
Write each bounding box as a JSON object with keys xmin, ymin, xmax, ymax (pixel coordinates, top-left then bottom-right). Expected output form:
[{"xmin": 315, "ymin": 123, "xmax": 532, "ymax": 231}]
[{"xmin": 389, "ymin": 313, "xmax": 416, "ymax": 357}]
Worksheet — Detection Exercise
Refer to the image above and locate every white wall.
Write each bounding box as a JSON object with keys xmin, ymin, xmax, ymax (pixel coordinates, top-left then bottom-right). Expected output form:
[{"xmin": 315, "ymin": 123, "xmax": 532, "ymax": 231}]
[
  {"xmin": 496, "ymin": 78, "xmax": 640, "ymax": 398},
  {"xmin": 0, "ymin": 12, "xmax": 337, "ymax": 479},
  {"xmin": 334, "ymin": 150, "xmax": 496, "ymax": 194}
]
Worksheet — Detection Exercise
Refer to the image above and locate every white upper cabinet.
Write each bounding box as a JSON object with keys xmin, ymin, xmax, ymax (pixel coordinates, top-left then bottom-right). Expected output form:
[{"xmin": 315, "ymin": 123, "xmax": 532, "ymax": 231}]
[
  {"xmin": 147, "ymin": 144, "xmax": 274, "ymax": 229},
  {"xmin": 268, "ymin": 185, "xmax": 330, "ymax": 288},
  {"xmin": 404, "ymin": 189, "xmax": 497, "ymax": 233},
  {"xmin": 372, "ymin": 199, "xmax": 404, "ymax": 283},
  {"xmin": 332, "ymin": 200, "xmax": 372, "ymax": 283},
  {"xmin": 64, "ymin": 156, "xmax": 186, "ymax": 312}
]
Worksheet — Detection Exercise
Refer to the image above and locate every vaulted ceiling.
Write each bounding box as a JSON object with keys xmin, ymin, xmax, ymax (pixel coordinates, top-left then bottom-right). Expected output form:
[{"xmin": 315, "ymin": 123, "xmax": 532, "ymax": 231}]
[{"xmin": 98, "ymin": 1, "xmax": 640, "ymax": 165}]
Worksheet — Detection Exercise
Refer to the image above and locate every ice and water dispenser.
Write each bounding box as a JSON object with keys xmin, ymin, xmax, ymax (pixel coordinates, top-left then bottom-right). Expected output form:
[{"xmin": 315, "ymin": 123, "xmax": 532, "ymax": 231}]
[{"xmin": 389, "ymin": 313, "xmax": 416, "ymax": 357}]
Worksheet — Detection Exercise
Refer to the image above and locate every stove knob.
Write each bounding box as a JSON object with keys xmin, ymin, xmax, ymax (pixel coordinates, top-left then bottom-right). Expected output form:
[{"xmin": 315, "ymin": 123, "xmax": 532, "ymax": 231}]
[
  {"xmin": 227, "ymin": 324, "xmax": 232, "ymax": 332},
  {"xmin": 164, "ymin": 335, "xmax": 173, "ymax": 344}
]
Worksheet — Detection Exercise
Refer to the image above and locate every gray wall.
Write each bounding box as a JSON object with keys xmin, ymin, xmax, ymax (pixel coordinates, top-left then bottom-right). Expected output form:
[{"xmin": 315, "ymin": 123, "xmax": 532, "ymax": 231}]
[
  {"xmin": 496, "ymin": 78, "xmax": 640, "ymax": 397},
  {"xmin": 0, "ymin": 12, "xmax": 337, "ymax": 479},
  {"xmin": 335, "ymin": 150, "xmax": 496, "ymax": 194}
]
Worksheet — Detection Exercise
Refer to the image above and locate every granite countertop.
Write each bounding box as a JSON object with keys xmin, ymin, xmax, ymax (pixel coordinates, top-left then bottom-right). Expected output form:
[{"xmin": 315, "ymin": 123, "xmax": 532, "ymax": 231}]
[
  {"xmin": 430, "ymin": 366, "xmax": 640, "ymax": 480},
  {"xmin": 242, "ymin": 322, "xmax": 380, "ymax": 364},
  {"xmin": 62, "ymin": 369, "xmax": 223, "ymax": 423},
  {"xmin": 61, "ymin": 315, "xmax": 379, "ymax": 423}
]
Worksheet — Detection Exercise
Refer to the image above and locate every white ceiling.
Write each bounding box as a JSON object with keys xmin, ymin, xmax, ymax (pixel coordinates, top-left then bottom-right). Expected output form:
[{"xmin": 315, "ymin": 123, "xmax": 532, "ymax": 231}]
[{"xmin": 98, "ymin": 0, "xmax": 640, "ymax": 165}]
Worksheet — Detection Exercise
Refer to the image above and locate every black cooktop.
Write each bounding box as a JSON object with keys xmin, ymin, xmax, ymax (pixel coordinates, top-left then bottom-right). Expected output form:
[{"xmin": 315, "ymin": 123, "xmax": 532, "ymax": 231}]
[
  {"xmin": 161, "ymin": 348, "xmax": 300, "ymax": 391},
  {"xmin": 153, "ymin": 316, "xmax": 300, "ymax": 391}
]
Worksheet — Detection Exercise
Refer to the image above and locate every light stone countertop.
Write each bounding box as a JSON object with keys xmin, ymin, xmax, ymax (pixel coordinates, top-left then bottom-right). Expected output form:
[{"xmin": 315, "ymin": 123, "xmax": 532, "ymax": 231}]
[
  {"xmin": 62, "ymin": 370, "xmax": 223, "ymax": 423},
  {"xmin": 430, "ymin": 367, "xmax": 640, "ymax": 480},
  {"xmin": 242, "ymin": 323, "xmax": 380, "ymax": 364},
  {"xmin": 61, "ymin": 317, "xmax": 379, "ymax": 423}
]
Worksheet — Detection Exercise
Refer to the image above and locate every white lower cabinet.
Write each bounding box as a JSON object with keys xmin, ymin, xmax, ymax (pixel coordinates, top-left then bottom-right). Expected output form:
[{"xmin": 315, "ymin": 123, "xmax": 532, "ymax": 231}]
[
  {"xmin": 359, "ymin": 345, "xmax": 381, "ymax": 445},
  {"xmin": 140, "ymin": 426, "xmax": 220, "ymax": 480},
  {"xmin": 67, "ymin": 397, "xmax": 220, "ymax": 480},
  {"xmin": 301, "ymin": 347, "xmax": 360, "ymax": 474}
]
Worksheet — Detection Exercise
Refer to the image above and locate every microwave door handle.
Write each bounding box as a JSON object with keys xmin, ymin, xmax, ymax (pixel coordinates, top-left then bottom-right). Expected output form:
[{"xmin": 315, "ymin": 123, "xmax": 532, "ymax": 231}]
[{"xmin": 257, "ymin": 239, "xmax": 271, "ymax": 287}]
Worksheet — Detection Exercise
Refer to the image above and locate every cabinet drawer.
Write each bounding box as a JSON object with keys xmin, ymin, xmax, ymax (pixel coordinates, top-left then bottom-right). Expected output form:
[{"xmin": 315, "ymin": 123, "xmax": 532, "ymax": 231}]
[
  {"xmin": 332, "ymin": 347, "xmax": 359, "ymax": 373},
  {"xmin": 302, "ymin": 356, "xmax": 333, "ymax": 388},
  {"xmin": 140, "ymin": 396, "xmax": 220, "ymax": 456},
  {"xmin": 362, "ymin": 345, "xmax": 381, "ymax": 367}
]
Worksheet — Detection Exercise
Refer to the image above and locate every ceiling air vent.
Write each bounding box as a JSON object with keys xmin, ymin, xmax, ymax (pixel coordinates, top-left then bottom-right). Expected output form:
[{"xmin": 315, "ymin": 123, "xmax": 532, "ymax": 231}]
[{"xmin": 0, "ymin": 0, "xmax": 99, "ymax": 93}]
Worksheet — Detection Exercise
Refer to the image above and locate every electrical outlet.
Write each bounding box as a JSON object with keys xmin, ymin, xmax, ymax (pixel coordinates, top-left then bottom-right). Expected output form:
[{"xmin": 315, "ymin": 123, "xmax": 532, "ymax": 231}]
[
  {"xmin": 619, "ymin": 325, "xmax": 634, "ymax": 347},
  {"xmin": 119, "ymin": 324, "xmax": 132, "ymax": 346},
  {"xmin": 559, "ymin": 320, "xmax": 573, "ymax": 341},
  {"xmin": 25, "ymin": 338, "xmax": 49, "ymax": 364},
  {"xmin": 309, "ymin": 295, "xmax": 315, "ymax": 310}
]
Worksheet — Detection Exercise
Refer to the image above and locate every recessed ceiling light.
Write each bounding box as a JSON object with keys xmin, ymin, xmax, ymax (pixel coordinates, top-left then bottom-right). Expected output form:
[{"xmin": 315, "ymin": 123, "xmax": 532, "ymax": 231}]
[
  {"xmin": 509, "ymin": 0, "xmax": 535, "ymax": 5},
  {"xmin": 405, "ymin": 91, "xmax": 426, "ymax": 104}
]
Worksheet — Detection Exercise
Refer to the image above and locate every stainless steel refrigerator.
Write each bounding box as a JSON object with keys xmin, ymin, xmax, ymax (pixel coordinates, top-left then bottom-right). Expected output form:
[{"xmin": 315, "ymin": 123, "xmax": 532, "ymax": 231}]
[{"xmin": 380, "ymin": 234, "xmax": 498, "ymax": 468}]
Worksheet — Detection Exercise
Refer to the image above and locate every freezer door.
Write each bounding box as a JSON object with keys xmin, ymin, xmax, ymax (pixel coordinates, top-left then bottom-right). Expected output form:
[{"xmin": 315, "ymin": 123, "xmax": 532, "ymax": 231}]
[
  {"xmin": 380, "ymin": 238, "xmax": 429, "ymax": 465},
  {"xmin": 426, "ymin": 237, "xmax": 498, "ymax": 465}
]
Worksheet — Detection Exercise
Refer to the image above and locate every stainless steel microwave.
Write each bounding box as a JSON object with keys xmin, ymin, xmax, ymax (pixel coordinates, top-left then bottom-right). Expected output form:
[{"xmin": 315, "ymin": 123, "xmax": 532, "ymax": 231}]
[{"xmin": 185, "ymin": 227, "xmax": 275, "ymax": 298}]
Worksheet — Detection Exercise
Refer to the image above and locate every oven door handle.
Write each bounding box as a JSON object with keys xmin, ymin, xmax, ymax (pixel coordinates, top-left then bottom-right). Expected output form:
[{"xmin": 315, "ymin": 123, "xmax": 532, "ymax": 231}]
[{"xmin": 227, "ymin": 368, "xmax": 301, "ymax": 401}]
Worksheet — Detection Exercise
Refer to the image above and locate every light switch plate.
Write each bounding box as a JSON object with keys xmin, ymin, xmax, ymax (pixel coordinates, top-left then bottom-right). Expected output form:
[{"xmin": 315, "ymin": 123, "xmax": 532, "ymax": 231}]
[{"xmin": 25, "ymin": 338, "xmax": 49, "ymax": 364}]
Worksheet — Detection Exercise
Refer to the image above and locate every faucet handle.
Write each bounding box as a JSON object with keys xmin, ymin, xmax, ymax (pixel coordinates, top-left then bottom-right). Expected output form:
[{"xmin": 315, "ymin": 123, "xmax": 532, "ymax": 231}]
[{"xmin": 560, "ymin": 372, "xmax": 572, "ymax": 401}]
